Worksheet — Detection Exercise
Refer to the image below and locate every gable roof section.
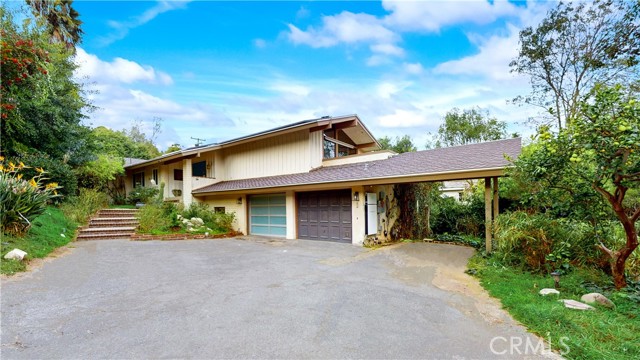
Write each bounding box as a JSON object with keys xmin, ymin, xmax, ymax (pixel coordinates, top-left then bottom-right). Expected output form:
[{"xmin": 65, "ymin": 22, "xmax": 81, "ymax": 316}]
[
  {"xmin": 193, "ymin": 137, "xmax": 522, "ymax": 195},
  {"xmin": 124, "ymin": 114, "xmax": 379, "ymax": 170}
]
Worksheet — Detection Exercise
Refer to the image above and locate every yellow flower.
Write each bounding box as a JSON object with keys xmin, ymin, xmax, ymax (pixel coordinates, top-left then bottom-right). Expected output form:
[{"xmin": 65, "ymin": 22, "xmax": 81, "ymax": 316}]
[
  {"xmin": 45, "ymin": 182, "xmax": 59, "ymax": 190},
  {"xmin": 0, "ymin": 155, "xmax": 4, "ymax": 162},
  {"xmin": 35, "ymin": 167, "xmax": 44, "ymax": 173},
  {"xmin": 0, "ymin": 164, "xmax": 4, "ymax": 172},
  {"xmin": 18, "ymin": 161, "xmax": 25, "ymax": 169},
  {"xmin": 17, "ymin": 174, "xmax": 23, "ymax": 180},
  {"xmin": 8, "ymin": 161, "xmax": 15, "ymax": 171},
  {"xmin": 29, "ymin": 178, "xmax": 37, "ymax": 188}
]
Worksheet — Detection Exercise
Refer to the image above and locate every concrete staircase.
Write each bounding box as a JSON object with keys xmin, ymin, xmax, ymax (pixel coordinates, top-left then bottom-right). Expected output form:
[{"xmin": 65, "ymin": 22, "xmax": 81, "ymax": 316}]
[{"xmin": 76, "ymin": 208, "xmax": 139, "ymax": 241}]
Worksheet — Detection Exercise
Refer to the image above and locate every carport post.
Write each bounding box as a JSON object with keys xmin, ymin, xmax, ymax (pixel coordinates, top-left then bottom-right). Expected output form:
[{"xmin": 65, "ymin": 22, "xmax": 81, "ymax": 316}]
[
  {"xmin": 492, "ymin": 177, "xmax": 499, "ymax": 220},
  {"xmin": 484, "ymin": 177, "xmax": 492, "ymax": 253}
]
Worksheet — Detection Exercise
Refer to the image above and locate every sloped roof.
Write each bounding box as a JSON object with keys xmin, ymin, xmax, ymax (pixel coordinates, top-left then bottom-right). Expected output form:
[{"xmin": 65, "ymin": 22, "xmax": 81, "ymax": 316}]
[
  {"xmin": 193, "ymin": 137, "xmax": 521, "ymax": 194},
  {"xmin": 123, "ymin": 157, "xmax": 147, "ymax": 166}
]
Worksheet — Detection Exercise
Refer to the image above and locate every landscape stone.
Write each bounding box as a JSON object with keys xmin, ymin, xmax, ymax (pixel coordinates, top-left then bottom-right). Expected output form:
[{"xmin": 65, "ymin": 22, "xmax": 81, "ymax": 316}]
[
  {"xmin": 581, "ymin": 293, "xmax": 615, "ymax": 308},
  {"xmin": 559, "ymin": 299, "xmax": 595, "ymax": 311},
  {"xmin": 539, "ymin": 288, "xmax": 560, "ymax": 296},
  {"xmin": 4, "ymin": 249, "xmax": 28, "ymax": 261}
]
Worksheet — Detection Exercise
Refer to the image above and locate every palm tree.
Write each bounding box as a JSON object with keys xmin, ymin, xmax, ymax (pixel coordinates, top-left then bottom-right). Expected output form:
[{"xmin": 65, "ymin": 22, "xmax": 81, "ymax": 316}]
[{"xmin": 26, "ymin": 0, "xmax": 83, "ymax": 49}]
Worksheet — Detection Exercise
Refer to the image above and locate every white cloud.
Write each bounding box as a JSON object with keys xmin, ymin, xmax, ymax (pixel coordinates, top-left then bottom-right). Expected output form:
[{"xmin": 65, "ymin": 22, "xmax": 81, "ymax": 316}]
[
  {"xmin": 382, "ymin": 0, "xmax": 519, "ymax": 32},
  {"xmin": 370, "ymin": 43, "xmax": 404, "ymax": 57},
  {"xmin": 403, "ymin": 62, "xmax": 424, "ymax": 75},
  {"xmin": 74, "ymin": 48, "xmax": 173, "ymax": 85},
  {"xmin": 97, "ymin": 1, "xmax": 191, "ymax": 46},
  {"xmin": 287, "ymin": 11, "xmax": 398, "ymax": 48},
  {"xmin": 378, "ymin": 109, "xmax": 431, "ymax": 128},
  {"xmin": 253, "ymin": 38, "xmax": 267, "ymax": 49},
  {"xmin": 433, "ymin": 25, "xmax": 523, "ymax": 81}
]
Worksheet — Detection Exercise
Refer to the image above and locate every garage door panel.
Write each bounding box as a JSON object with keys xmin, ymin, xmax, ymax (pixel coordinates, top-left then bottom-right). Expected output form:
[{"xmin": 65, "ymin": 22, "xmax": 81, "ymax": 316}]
[
  {"xmin": 297, "ymin": 190, "xmax": 352, "ymax": 242},
  {"xmin": 249, "ymin": 194, "xmax": 286, "ymax": 237}
]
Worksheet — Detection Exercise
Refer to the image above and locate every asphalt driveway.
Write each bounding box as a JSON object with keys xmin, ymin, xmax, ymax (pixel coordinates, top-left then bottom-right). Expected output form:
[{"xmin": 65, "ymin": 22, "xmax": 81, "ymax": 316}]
[{"xmin": 1, "ymin": 238, "xmax": 556, "ymax": 359}]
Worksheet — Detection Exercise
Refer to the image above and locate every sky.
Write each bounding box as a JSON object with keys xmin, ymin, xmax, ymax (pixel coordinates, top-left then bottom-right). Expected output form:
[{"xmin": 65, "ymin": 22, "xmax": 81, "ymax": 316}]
[{"xmin": 64, "ymin": 0, "xmax": 555, "ymax": 150}]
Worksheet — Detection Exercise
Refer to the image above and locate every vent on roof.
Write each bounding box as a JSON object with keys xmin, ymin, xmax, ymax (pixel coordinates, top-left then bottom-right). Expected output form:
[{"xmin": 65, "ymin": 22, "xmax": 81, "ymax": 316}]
[{"xmin": 321, "ymin": 115, "xmax": 331, "ymax": 119}]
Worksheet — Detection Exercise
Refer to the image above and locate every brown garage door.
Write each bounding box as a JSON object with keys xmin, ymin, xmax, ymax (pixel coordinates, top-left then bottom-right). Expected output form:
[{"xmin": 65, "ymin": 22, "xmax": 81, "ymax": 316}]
[{"xmin": 297, "ymin": 190, "xmax": 352, "ymax": 242}]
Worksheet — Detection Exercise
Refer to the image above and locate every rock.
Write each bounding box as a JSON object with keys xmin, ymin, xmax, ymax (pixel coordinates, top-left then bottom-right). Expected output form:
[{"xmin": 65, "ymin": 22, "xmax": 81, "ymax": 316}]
[
  {"xmin": 4, "ymin": 249, "xmax": 28, "ymax": 261},
  {"xmin": 559, "ymin": 299, "xmax": 595, "ymax": 311},
  {"xmin": 581, "ymin": 293, "xmax": 615, "ymax": 308},
  {"xmin": 539, "ymin": 288, "xmax": 560, "ymax": 296},
  {"xmin": 190, "ymin": 217, "xmax": 204, "ymax": 226}
]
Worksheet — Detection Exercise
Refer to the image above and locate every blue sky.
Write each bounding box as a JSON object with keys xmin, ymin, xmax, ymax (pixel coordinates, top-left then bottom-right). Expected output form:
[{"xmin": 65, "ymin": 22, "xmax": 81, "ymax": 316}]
[{"xmin": 68, "ymin": 0, "xmax": 554, "ymax": 150}]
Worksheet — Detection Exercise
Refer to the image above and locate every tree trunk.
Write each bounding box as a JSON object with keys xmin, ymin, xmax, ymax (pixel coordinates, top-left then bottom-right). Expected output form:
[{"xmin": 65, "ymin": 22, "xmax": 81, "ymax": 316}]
[{"xmin": 610, "ymin": 225, "xmax": 638, "ymax": 289}]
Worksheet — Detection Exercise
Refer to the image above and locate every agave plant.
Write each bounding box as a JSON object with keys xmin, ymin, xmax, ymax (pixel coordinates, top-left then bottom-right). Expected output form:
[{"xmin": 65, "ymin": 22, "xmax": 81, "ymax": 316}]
[{"xmin": 0, "ymin": 158, "xmax": 60, "ymax": 234}]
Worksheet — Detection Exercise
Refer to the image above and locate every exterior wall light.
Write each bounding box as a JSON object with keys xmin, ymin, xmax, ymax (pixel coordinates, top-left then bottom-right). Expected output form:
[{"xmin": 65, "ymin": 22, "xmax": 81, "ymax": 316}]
[
  {"xmin": 353, "ymin": 192, "xmax": 359, "ymax": 201},
  {"xmin": 236, "ymin": 197, "xmax": 242, "ymax": 205}
]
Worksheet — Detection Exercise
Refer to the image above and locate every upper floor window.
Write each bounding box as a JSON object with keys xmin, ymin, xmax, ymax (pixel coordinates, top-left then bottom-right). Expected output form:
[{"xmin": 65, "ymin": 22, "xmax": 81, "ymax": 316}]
[
  {"xmin": 174, "ymin": 169, "xmax": 183, "ymax": 181},
  {"xmin": 323, "ymin": 129, "xmax": 356, "ymax": 159},
  {"xmin": 192, "ymin": 161, "xmax": 207, "ymax": 177}
]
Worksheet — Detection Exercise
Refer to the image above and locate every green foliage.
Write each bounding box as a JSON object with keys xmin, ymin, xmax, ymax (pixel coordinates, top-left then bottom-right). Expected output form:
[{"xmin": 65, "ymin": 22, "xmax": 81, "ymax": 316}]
[
  {"xmin": 126, "ymin": 186, "xmax": 159, "ymax": 204},
  {"xmin": 90, "ymin": 125, "xmax": 161, "ymax": 161},
  {"xmin": 492, "ymin": 211, "xmax": 603, "ymax": 273},
  {"xmin": 510, "ymin": 0, "xmax": 640, "ymax": 129},
  {"xmin": 1, "ymin": 206, "xmax": 77, "ymax": 275},
  {"xmin": 391, "ymin": 183, "xmax": 439, "ymax": 239},
  {"xmin": 60, "ymin": 188, "xmax": 109, "ymax": 225},
  {"xmin": 137, "ymin": 201, "xmax": 235, "ymax": 235},
  {"xmin": 13, "ymin": 151, "xmax": 77, "ymax": 198},
  {"xmin": 0, "ymin": 6, "xmax": 91, "ymax": 164},
  {"xmin": 433, "ymin": 107, "xmax": 508, "ymax": 148},
  {"xmin": 26, "ymin": 0, "xmax": 83, "ymax": 49},
  {"xmin": 377, "ymin": 135, "xmax": 416, "ymax": 153},
  {"xmin": 0, "ymin": 160, "xmax": 61, "ymax": 235},
  {"xmin": 430, "ymin": 188, "xmax": 485, "ymax": 237},
  {"xmin": 513, "ymin": 85, "xmax": 639, "ymax": 288},
  {"xmin": 470, "ymin": 255, "xmax": 640, "ymax": 360},
  {"xmin": 76, "ymin": 154, "xmax": 124, "ymax": 190}
]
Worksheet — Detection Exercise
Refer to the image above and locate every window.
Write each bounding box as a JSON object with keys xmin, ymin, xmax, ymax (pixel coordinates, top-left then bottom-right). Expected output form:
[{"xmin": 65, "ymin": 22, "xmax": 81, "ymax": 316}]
[
  {"xmin": 133, "ymin": 172, "xmax": 144, "ymax": 187},
  {"xmin": 323, "ymin": 129, "xmax": 357, "ymax": 159},
  {"xmin": 192, "ymin": 161, "xmax": 206, "ymax": 177},
  {"xmin": 152, "ymin": 169, "xmax": 158, "ymax": 185},
  {"xmin": 214, "ymin": 207, "xmax": 225, "ymax": 214},
  {"xmin": 174, "ymin": 169, "xmax": 183, "ymax": 181}
]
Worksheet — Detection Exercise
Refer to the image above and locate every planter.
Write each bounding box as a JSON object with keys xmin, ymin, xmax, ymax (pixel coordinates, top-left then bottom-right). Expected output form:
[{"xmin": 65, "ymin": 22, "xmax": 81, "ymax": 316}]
[{"xmin": 172, "ymin": 189, "xmax": 182, "ymax": 197}]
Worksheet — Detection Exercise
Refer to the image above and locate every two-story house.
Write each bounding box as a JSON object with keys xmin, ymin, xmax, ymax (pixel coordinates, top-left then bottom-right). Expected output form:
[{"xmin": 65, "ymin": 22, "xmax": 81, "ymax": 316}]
[{"xmin": 123, "ymin": 114, "xmax": 521, "ymax": 246}]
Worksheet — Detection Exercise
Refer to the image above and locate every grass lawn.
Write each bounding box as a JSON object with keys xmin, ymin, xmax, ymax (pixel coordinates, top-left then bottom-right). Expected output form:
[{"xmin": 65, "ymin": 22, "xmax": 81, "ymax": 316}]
[
  {"xmin": 469, "ymin": 254, "xmax": 640, "ymax": 360},
  {"xmin": 109, "ymin": 204, "xmax": 137, "ymax": 209},
  {"xmin": 1, "ymin": 206, "xmax": 78, "ymax": 275}
]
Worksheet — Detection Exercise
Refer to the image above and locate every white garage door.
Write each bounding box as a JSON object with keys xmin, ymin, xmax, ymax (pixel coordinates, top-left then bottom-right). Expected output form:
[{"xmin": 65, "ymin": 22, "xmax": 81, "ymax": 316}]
[{"xmin": 249, "ymin": 194, "xmax": 286, "ymax": 237}]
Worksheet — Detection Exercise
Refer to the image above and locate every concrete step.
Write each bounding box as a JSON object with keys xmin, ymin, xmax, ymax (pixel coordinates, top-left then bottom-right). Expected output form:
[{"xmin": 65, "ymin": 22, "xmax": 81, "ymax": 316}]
[
  {"xmin": 76, "ymin": 233, "xmax": 134, "ymax": 241},
  {"xmin": 97, "ymin": 209, "xmax": 139, "ymax": 218},
  {"xmin": 80, "ymin": 226, "xmax": 137, "ymax": 233},
  {"xmin": 90, "ymin": 219, "xmax": 139, "ymax": 227}
]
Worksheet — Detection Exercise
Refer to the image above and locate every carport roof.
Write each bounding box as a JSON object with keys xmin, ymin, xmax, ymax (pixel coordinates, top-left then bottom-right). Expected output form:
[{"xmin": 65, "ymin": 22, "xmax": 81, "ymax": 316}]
[{"xmin": 192, "ymin": 137, "xmax": 521, "ymax": 195}]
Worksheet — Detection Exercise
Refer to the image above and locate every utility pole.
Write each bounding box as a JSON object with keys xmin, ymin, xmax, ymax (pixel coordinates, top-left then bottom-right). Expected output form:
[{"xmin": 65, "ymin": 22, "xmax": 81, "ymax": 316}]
[{"xmin": 191, "ymin": 137, "xmax": 206, "ymax": 147}]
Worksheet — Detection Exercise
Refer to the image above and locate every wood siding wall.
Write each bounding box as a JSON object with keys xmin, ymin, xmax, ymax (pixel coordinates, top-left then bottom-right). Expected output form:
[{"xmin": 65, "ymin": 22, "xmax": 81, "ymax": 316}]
[{"xmin": 224, "ymin": 130, "xmax": 315, "ymax": 180}]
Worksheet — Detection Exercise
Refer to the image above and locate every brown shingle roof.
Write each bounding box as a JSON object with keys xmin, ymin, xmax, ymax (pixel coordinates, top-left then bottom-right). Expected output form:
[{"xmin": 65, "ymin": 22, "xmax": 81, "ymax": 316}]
[{"xmin": 193, "ymin": 138, "xmax": 521, "ymax": 194}]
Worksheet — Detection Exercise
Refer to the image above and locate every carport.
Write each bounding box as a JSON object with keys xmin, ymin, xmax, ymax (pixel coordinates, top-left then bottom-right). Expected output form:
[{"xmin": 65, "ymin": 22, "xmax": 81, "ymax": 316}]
[{"xmin": 193, "ymin": 138, "xmax": 521, "ymax": 252}]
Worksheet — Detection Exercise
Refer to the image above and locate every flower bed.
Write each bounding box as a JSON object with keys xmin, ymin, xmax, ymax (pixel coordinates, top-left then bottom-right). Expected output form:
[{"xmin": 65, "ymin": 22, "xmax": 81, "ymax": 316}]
[{"xmin": 131, "ymin": 231, "xmax": 243, "ymax": 241}]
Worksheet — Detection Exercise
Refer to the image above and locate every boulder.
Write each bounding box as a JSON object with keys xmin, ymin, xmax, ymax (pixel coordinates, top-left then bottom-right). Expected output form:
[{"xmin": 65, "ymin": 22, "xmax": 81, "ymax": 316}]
[
  {"xmin": 190, "ymin": 217, "xmax": 204, "ymax": 226},
  {"xmin": 559, "ymin": 299, "xmax": 595, "ymax": 311},
  {"xmin": 539, "ymin": 288, "xmax": 560, "ymax": 296},
  {"xmin": 4, "ymin": 249, "xmax": 28, "ymax": 261},
  {"xmin": 581, "ymin": 293, "xmax": 615, "ymax": 308}
]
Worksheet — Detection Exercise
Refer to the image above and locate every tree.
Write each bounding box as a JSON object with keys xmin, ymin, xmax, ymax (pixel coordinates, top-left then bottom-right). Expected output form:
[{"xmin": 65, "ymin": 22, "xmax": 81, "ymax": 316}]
[
  {"xmin": 377, "ymin": 135, "xmax": 416, "ymax": 153},
  {"xmin": 515, "ymin": 85, "xmax": 639, "ymax": 289},
  {"xmin": 1, "ymin": 7, "xmax": 89, "ymax": 158},
  {"xmin": 432, "ymin": 108, "xmax": 507, "ymax": 148},
  {"xmin": 165, "ymin": 144, "xmax": 182, "ymax": 154},
  {"xmin": 26, "ymin": 0, "xmax": 83, "ymax": 49},
  {"xmin": 510, "ymin": 0, "xmax": 640, "ymax": 129}
]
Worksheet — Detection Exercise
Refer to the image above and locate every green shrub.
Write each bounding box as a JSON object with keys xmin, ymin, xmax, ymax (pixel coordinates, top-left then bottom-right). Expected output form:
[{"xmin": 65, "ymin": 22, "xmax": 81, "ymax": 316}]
[
  {"xmin": 430, "ymin": 194, "xmax": 485, "ymax": 237},
  {"xmin": 15, "ymin": 151, "xmax": 77, "ymax": 198},
  {"xmin": 493, "ymin": 211, "xmax": 601, "ymax": 273},
  {"xmin": 138, "ymin": 203, "xmax": 170, "ymax": 233},
  {"xmin": 127, "ymin": 186, "xmax": 159, "ymax": 204},
  {"xmin": 60, "ymin": 188, "xmax": 110, "ymax": 224},
  {"xmin": 0, "ymin": 160, "xmax": 61, "ymax": 235}
]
